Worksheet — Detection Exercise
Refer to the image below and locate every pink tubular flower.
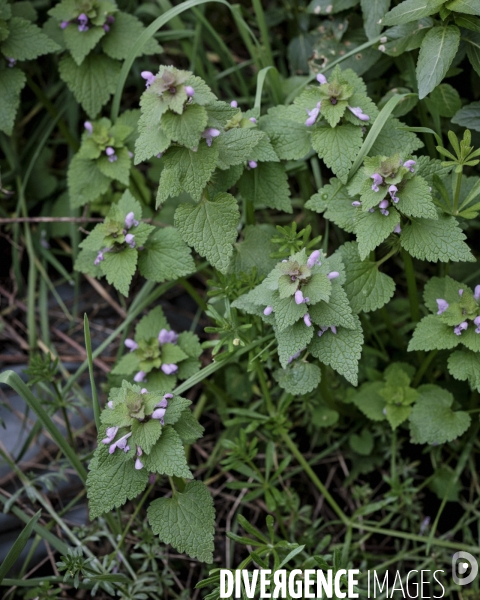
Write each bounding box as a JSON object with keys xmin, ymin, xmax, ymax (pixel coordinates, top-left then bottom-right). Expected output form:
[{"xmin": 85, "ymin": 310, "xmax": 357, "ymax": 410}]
[
  {"xmin": 134, "ymin": 371, "xmax": 146, "ymax": 382},
  {"xmin": 135, "ymin": 457, "xmax": 144, "ymax": 470},
  {"xmin": 304, "ymin": 313, "xmax": 312, "ymax": 327},
  {"xmin": 317, "ymin": 326, "xmax": 328, "ymax": 337},
  {"xmin": 287, "ymin": 350, "xmax": 302, "ymax": 364},
  {"xmin": 102, "ymin": 426, "xmax": 119, "ymax": 445},
  {"xmin": 264, "ymin": 306, "xmax": 273, "ymax": 316},
  {"xmin": 305, "ymin": 102, "xmax": 321, "ymax": 127},
  {"xmin": 295, "ymin": 290, "xmax": 304, "ymax": 305},
  {"xmin": 124, "ymin": 211, "xmax": 139, "ymax": 229},
  {"xmin": 307, "ymin": 250, "xmax": 321, "ymax": 269},
  {"xmin": 436, "ymin": 299, "xmax": 449, "ymax": 315},
  {"xmin": 371, "ymin": 173, "xmax": 383, "ymax": 192},
  {"xmin": 60, "ymin": 20, "xmax": 69, "ymax": 29},
  {"xmin": 330, "ymin": 325, "xmax": 337, "ymax": 334},
  {"xmin": 105, "ymin": 147, "xmax": 117, "ymax": 162},
  {"xmin": 475, "ymin": 285, "xmax": 480, "ymax": 301},
  {"xmin": 389, "ymin": 185, "xmax": 399, "ymax": 203},
  {"xmin": 249, "ymin": 117, "xmax": 257, "ymax": 123},
  {"xmin": 161, "ymin": 363, "xmax": 178, "ymax": 375},
  {"xmin": 158, "ymin": 329, "xmax": 178, "ymax": 344},
  {"xmin": 327, "ymin": 271, "xmax": 339, "ymax": 280},
  {"xmin": 109, "ymin": 432, "xmax": 132, "ymax": 454},
  {"xmin": 84, "ymin": 121, "xmax": 93, "ymax": 134},
  {"xmin": 316, "ymin": 73, "xmax": 327, "ymax": 84},
  {"xmin": 454, "ymin": 321, "xmax": 468, "ymax": 335},
  {"xmin": 125, "ymin": 338, "xmax": 138, "ymax": 352},
  {"xmin": 393, "ymin": 223, "xmax": 401, "ymax": 234},
  {"xmin": 379, "ymin": 199, "xmax": 389, "ymax": 216},
  {"xmin": 201, "ymin": 128, "xmax": 220, "ymax": 146},
  {"xmin": 141, "ymin": 71, "xmax": 156, "ymax": 88},
  {"xmin": 230, "ymin": 100, "xmax": 238, "ymax": 108},
  {"xmin": 107, "ymin": 400, "xmax": 114, "ymax": 408},
  {"xmin": 185, "ymin": 85, "xmax": 195, "ymax": 97},
  {"xmin": 352, "ymin": 201, "xmax": 362, "ymax": 207},
  {"xmin": 403, "ymin": 159, "xmax": 416, "ymax": 173},
  {"xmin": 248, "ymin": 160, "xmax": 257, "ymax": 169},
  {"xmin": 77, "ymin": 13, "xmax": 88, "ymax": 31},
  {"xmin": 347, "ymin": 106, "xmax": 370, "ymax": 121},
  {"xmin": 125, "ymin": 233, "xmax": 135, "ymax": 248},
  {"xmin": 94, "ymin": 250, "xmax": 104, "ymax": 266}
]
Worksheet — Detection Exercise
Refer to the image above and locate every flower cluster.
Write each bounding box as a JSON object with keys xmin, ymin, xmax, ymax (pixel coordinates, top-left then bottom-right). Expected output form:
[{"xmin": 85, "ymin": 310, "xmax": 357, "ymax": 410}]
[
  {"xmin": 94, "ymin": 210, "xmax": 141, "ymax": 266},
  {"xmin": 51, "ymin": 0, "xmax": 117, "ymax": 34},
  {"xmin": 126, "ymin": 326, "xmax": 181, "ymax": 382},
  {"xmin": 436, "ymin": 286, "xmax": 480, "ymax": 335}
]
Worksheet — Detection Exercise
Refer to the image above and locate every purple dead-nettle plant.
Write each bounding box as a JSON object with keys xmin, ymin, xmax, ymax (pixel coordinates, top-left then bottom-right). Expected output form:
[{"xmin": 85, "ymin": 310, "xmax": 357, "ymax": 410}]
[
  {"xmin": 185, "ymin": 86, "xmax": 195, "ymax": 97},
  {"xmin": 151, "ymin": 393, "xmax": 173, "ymax": 424},
  {"xmin": 316, "ymin": 73, "xmax": 327, "ymax": 85},
  {"xmin": 125, "ymin": 338, "xmax": 138, "ymax": 352},
  {"xmin": 60, "ymin": 20, "xmax": 69, "ymax": 29},
  {"xmin": 125, "ymin": 233, "xmax": 135, "ymax": 248},
  {"xmin": 134, "ymin": 371, "xmax": 146, "ymax": 383},
  {"xmin": 247, "ymin": 160, "xmax": 258, "ymax": 169},
  {"xmin": 305, "ymin": 102, "xmax": 322, "ymax": 127},
  {"xmin": 371, "ymin": 173, "xmax": 383, "ymax": 192},
  {"xmin": 304, "ymin": 313, "xmax": 312, "ymax": 327},
  {"xmin": 230, "ymin": 100, "xmax": 238, "ymax": 107},
  {"xmin": 158, "ymin": 329, "xmax": 178, "ymax": 344},
  {"xmin": 327, "ymin": 271, "xmax": 339, "ymax": 280},
  {"xmin": 201, "ymin": 128, "xmax": 220, "ymax": 147},
  {"xmin": 307, "ymin": 250, "xmax": 321, "ymax": 268},
  {"xmin": 318, "ymin": 325, "xmax": 337, "ymax": 337},
  {"xmin": 287, "ymin": 350, "xmax": 303, "ymax": 364},
  {"xmin": 403, "ymin": 159, "xmax": 416, "ymax": 173},
  {"xmin": 347, "ymin": 106, "xmax": 370, "ymax": 121},
  {"xmin": 124, "ymin": 212, "xmax": 139, "ymax": 230},
  {"xmin": 141, "ymin": 71, "xmax": 156, "ymax": 88},
  {"xmin": 94, "ymin": 250, "xmax": 105, "ymax": 266},
  {"xmin": 101, "ymin": 426, "xmax": 119, "ymax": 445},
  {"xmin": 161, "ymin": 363, "xmax": 178, "ymax": 375},
  {"xmin": 388, "ymin": 185, "xmax": 400, "ymax": 203},
  {"xmin": 379, "ymin": 199, "xmax": 390, "ymax": 216},
  {"xmin": 105, "ymin": 147, "xmax": 117, "ymax": 162},
  {"xmin": 77, "ymin": 13, "xmax": 89, "ymax": 31},
  {"xmin": 135, "ymin": 447, "xmax": 144, "ymax": 470},
  {"xmin": 264, "ymin": 305, "xmax": 273, "ymax": 316},
  {"xmin": 394, "ymin": 223, "xmax": 402, "ymax": 234}
]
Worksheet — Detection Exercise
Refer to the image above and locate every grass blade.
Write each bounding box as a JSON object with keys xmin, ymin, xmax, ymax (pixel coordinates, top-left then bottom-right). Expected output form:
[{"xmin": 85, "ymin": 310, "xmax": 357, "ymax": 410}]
[
  {"xmin": 84, "ymin": 314, "xmax": 101, "ymax": 430},
  {"xmin": 0, "ymin": 510, "xmax": 41, "ymax": 584}
]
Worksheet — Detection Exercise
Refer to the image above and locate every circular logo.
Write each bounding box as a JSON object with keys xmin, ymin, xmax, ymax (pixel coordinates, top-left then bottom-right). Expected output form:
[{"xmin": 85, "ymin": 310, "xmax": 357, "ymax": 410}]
[{"xmin": 452, "ymin": 551, "xmax": 478, "ymax": 586}]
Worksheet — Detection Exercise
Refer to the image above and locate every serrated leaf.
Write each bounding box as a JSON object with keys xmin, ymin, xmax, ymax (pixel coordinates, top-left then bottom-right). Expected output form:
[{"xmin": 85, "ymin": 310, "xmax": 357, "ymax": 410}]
[
  {"xmin": 173, "ymin": 410, "xmax": 204, "ymax": 444},
  {"xmin": 351, "ymin": 381, "xmax": 387, "ymax": 421},
  {"xmin": 361, "ymin": 0, "xmax": 391, "ymax": 40},
  {"xmin": 102, "ymin": 12, "xmax": 161, "ymax": 60},
  {"xmin": 382, "ymin": 0, "xmax": 445, "ymax": 26},
  {"xmin": 234, "ymin": 224, "xmax": 278, "ymax": 277},
  {"xmin": 259, "ymin": 106, "xmax": 311, "ymax": 160},
  {"xmin": 409, "ymin": 385, "xmax": 471, "ymax": 444},
  {"xmin": 174, "ymin": 193, "xmax": 239, "ymax": 274},
  {"xmin": 369, "ymin": 117, "xmax": 424, "ymax": 157},
  {"xmin": 416, "ymin": 26, "xmax": 460, "ymax": 99},
  {"xmin": 423, "ymin": 275, "xmax": 465, "ymax": 314},
  {"xmin": 339, "ymin": 241, "xmax": 395, "ymax": 313},
  {"xmin": 308, "ymin": 314, "xmax": 363, "ymax": 385},
  {"xmin": 143, "ymin": 425, "xmax": 192, "ymax": 478},
  {"xmin": 68, "ymin": 155, "xmax": 111, "ymax": 208},
  {"xmin": 63, "ymin": 24, "xmax": 104, "ymax": 65},
  {"xmin": 276, "ymin": 321, "xmax": 313, "ymax": 368},
  {"xmin": 273, "ymin": 296, "xmax": 308, "ymax": 334},
  {"xmin": 134, "ymin": 124, "xmax": 170, "ymax": 164},
  {"xmin": 274, "ymin": 362, "xmax": 321, "ymax": 395},
  {"xmin": 385, "ymin": 404, "xmax": 412, "ymax": 430},
  {"xmin": 398, "ymin": 176, "xmax": 437, "ymax": 218},
  {"xmin": 161, "ymin": 104, "xmax": 207, "ymax": 148},
  {"xmin": 59, "ymin": 53, "xmax": 120, "ymax": 118},
  {"xmin": 111, "ymin": 351, "xmax": 141, "ymax": 375},
  {"xmin": 161, "ymin": 343, "xmax": 188, "ymax": 366},
  {"xmin": 306, "ymin": 178, "xmax": 357, "ymax": 233},
  {"xmin": 238, "ymin": 162, "xmax": 292, "ymax": 213},
  {"xmin": 448, "ymin": 349, "xmax": 480, "ymax": 392},
  {"xmin": 138, "ymin": 227, "xmax": 195, "ymax": 283},
  {"xmin": 400, "ymin": 215, "xmax": 475, "ymax": 263},
  {"xmin": 415, "ymin": 156, "xmax": 452, "ymax": 186},
  {"xmin": 87, "ymin": 445, "xmax": 148, "ymax": 519},
  {"xmin": 136, "ymin": 306, "xmax": 168, "ymax": 341},
  {"xmin": 215, "ymin": 128, "xmax": 265, "ymax": 169},
  {"xmin": 147, "ymin": 481, "xmax": 215, "ymax": 562},
  {"xmin": 100, "ymin": 247, "xmax": 137, "ymax": 297},
  {"xmin": 96, "ymin": 147, "xmax": 131, "ymax": 185},
  {"xmin": 408, "ymin": 314, "xmax": 461, "ymax": 351},
  {"xmin": 163, "ymin": 395, "xmax": 192, "ymax": 425},
  {"xmin": 0, "ymin": 67, "xmax": 26, "ymax": 135},
  {"xmin": 1, "ymin": 17, "xmax": 59, "ymax": 60},
  {"xmin": 131, "ymin": 419, "xmax": 162, "ymax": 454},
  {"xmin": 309, "ymin": 283, "xmax": 356, "ymax": 329},
  {"xmin": 354, "ymin": 209, "xmax": 400, "ymax": 260},
  {"xmin": 311, "ymin": 124, "xmax": 363, "ymax": 184}
]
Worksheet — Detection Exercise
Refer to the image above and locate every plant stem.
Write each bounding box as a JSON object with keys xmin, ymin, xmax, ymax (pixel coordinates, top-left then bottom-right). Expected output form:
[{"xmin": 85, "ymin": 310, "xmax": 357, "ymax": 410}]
[
  {"xmin": 412, "ymin": 350, "xmax": 438, "ymax": 387},
  {"xmin": 401, "ymin": 249, "xmax": 421, "ymax": 322}
]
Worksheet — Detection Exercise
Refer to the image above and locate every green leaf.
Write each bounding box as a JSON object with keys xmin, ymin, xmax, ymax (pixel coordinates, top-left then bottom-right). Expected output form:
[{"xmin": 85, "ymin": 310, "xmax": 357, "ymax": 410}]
[
  {"xmin": 349, "ymin": 429, "xmax": 374, "ymax": 455},
  {"xmin": 238, "ymin": 162, "xmax": 292, "ymax": 213},
  {"xmin": 59, "ymin": 53, "xmax": 120, "ymax": 118},
  {"xmin": 306, "ymin": 178, "xmax": 357, "ymax": 234},
  {"xmin": 161, "ymin": 104, "xmax": 208, "ymax": 148},
  {"xmin": 311, "ymin": 124, "xmax": 363, "ymax": 184},
  {"xmin": 111, "ymin": 351, "xmax": 141, "ymax": 375},
  {"xmin": 382, "ymin": 0, "xmax": 445, "ymax": 26},
  {"xmin": 354, "ymin": 209, "xmax": 400, "ymax": 260},
  {"xmin": 96, "ymin": 147, "xmax": 131, "ymax": 185},
  {"xmin": 429, "ymin": 466, "xmax": 462, "ymax": 502},
  {"xmin": 398, "ymin": 176, "xmax": 437, "ymax": 219},
  {"xmin": 0, "ymin": 67, "xmax": 25, "ymax": 135},
  {"xmin": 446, "ymin": 0, "xmax": 480, "ymax": 15},
  {"xmin": 173, "ymin": 410, "xmax": 204, "ymax": 444},
  {"xmin": 68, "ymin": 155, "xmax": 110, "ymax": 208},
  {"xmin": 361, "ymin": 0, "xmax": 391, "ymax": 40},
  {"xmin": 302, "ymin": 273, "xmax": 332, "ymax": 304},
  {"xmin": 400, "ymin": 215, "xmax": 475, "ymax": 263},
  {"xmin": 385, "ymin": 404, "xmax": 412, "ymax": 429},
  {"xmin": 309, "ymin": 283, "xmax": 356, "ymax": 328},
  {"xmin": 408, "ymin": 315, "xmax": 461, "ymax": 351},
  {"xmin": 448, "ymin": 349, "xmax": 480, "ymax": 392},
  {"xmin": 274, "ymin": 362, "xmax": 321, "ymax": 395},
  {"xmin": 134, "ymin": 123, "xmax": 170, "ymax": 164},
  {"xmin": 465, "ymin": 32, "xmax": 480, "ymax": 79},
  {"xmin": 423, "ymin": 275, "xmax": 465, "ymax": 314},
  {"xmin": 163, "ymin": 395, "xmax": 192, "ymax": 426},
  {"xmin": 100, "ymin": 247, "xmax": 138, "ymax": 297},
  {"xmin": 162, "ymin": 343, "xmax": 188, "ymax": 365},
  {"xmin": 451, "ymin": 101, "xmax": 480, "ymax": 132},
  {"xmin": 0, "ymin": 510, "xmax": 41, "ymax": 585},
  {"xmin": 147, "ymin": 480, "xmax": 215, "ymax": 562},
  {"xmin": 87, "ymin": 445, "xmax": 149, "ymax": 519},
  {"xmin": 159, "ymin": 142, "xmax": 218, "ymax": 204},
  {"xmin": 177, "ymin": 331, "xmax": 202, "ymax": 359},
  {"xmin": 136, "ymin": 306, "xmax": 168, "ymax": 341},
  {"xmin": 309, "ymin": 315, "xmax": 363, "ymax": 385},
  {"xmin": 176, "ymin": 358, "xmax": 201, "ymax": 380},
  {"xmin": 174, "ymin": 193, "xmax": 239, "ymax": 274},
  {"xmin": 215, "ymin": 128, "xmax": 265, "ymax": 168},
  {"xmin": 409, "ymin": 385, "xmax": 471, "ymax": 444},
  {"xmin": 428, "ymin": 84, "xmax": 462, "ymax": 118},
  {"xmin": 415, "ymin": 156, "xmax": 452, "ymax": 186},
  {"xmin": 138, "ymin": 227, "xmax": 195, "ymax": 283},
  {"xmin": 143, "ymin": 425, "xmax": 192, "ymax": 478},
  {"xmin": 259, "ymin": 106, "xmax": 311, "ymax": 160},
  {"xmin": 1, "ymin": 17, "xmax": 59, "ymax": 60},
  {"xmin": 339, "ymin": 241, "xmax": 395, "ymax": 313},
  {"xmin": 307, "ymin": 0, "xmax": 359, "ymax": 15},
  {"xmin": 102, "ymin": 12, "xmax": 161, "ymax": 60},
  {"xmin": 131, "ymin": 419, "xmax": 162, "ymax": 454},
  {"xmin": 368, "ymin": 117, "xmax": 424, "ymax": 157},
  {"xmin": 63, "ymin": 24, "xmax": 105, "ymax": 65},
  {"xmin": 275, "ymin": 320, "xmax": 313, "ymax": 368},
  {"xmin": 352, "ymin": 381, "xmax": 387, "ymax": 421},
  {"xmin": 234, "ymin": 224, "xmax": 278, "ymax": 277},
  {"xmin": 273, "ymin": 297, "xmax": 308, "ymax": 335},
  {"xmin": 416, "ymin": 26, "xmax": 460, "ymax": 99}
]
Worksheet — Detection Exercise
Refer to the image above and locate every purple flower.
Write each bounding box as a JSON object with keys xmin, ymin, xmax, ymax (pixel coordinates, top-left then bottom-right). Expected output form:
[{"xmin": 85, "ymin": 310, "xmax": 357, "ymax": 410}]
[
  {"xmin": 327, "ymin": 271, "xmax": 339, "ymax": 280},
  {"xmin": 103, "ymin": 24, "xmax": 110, "ymax": 32},
  {"xmin": 474, "ymin": 316, "xmax": 480, "ymax": 334},
  {"xmin": 84, "ymin": 121, "xmax": 93, "ymax": 134},
  {"xmin": 149, "ymin": 473, "xmax": 156, "ymax": 484},
  {"xmin": 124, "ymin": 338, "xmax": 138, "ymax": 352},
  {"xmin": 371, "ymin": 173, "xmax": 383, "ymax": 192},
  {"xmin": 141, "ymin": 71, "xmax": 156, "ymax": 88},
  {"xmin": 295, "ymin": 290, "xmax": 304, "ymax": 305},
  {"xmin": 101, "ymin": 426, "xmax": 119, "ymax": 445},
  {"xmin": 60, "ymin": 20, "xmax": 69, "ymax": 29},
  {"xmin": 135, "ymin": 457, "xmax": 144, "ymax": 470},
  {"xmin": 152, "ymin": 407, "xmax": 166, "ymax": 423},
  {"xmin": 248, "ymin": 160, "xmax": 257, "ymax": 169},
  {"xmin": 161, "ymin": 363, "xmax": 178, "ymax": 375},
  {"xmin": 307, "ymin": 250, "xmax": 321, "ymax": 269},
  {"xmin": 347, "ymin": 106, "xmax": 370, "ymax": 121},
  {"xmin": 330, "ymin": 325, "xmax": 337, "ymax": 334},
  {"xmin": 249, "ymin": 117, "xmax": 257, "ymax": 123},
  {"xmin": 420, "ymin": 516, "xmax": 430, "ymax": 534},
  {"xmin": 317, "ymin": 326, "xmax": 328, "ymax": 337},
  {"xmin": 185, "ymin": 85, "xmax": 195, "ymax": 97},
  {"xmin": 107, "ymin": 400, "xmax": 114, "ymax": 408},
  {"xmin": 134, "ymin": 371, "xmax": 146, "ymax": 382},
  {"xmin": 287, "ymin": 350, "xmax": 302, "ymax": 364},
  {"xmin": 403, "ymin": 159, "xmax": 416, "ymax": 173},
  {"xmin": 230, "ymin": 100, "xmax": 238, "ymax": 108},
  {"xmin": 436, "ymin": 299, "xmax": 449, "ymax": 315},
  {"xmin": 125, "ymin": 233, "xmax": 135, "ymax": 248},
  {"xmin": 454, "ymin": 321, "xmax": 468, "ymax": 335},
  {"xmin": 304, "ymin": 313, "xmax": 312, "ymax": 327},
  {"xmin": 305, "ymin": 102, "xmax": 321, "ymax": 127},
  {"xmin": 140, "ymin": 388, "xmax": 148, "ymax": 394},
  {"xmin": 77, "ymin": 13, "xmax": 89, "ymax": 31},
  {"xmin": 94, "ymin": 250, "xmax": 104, "ymax": 266},
  {"xmin": 7, "ymin": 58, "xmax": 16, "ymax": 68},
  {"xmin": 379, "ymin": 199, "xmax": 389, "ymax": 216},
  {"xmin": 264, "ymin": 305, "xmax": 273, "ymax": 316},
  {"xmin": 201, "ymin": 128, "xmax": 220, "ymax": 146},
  {"xmin": 158, "ymin": 328, "xmax": 178, "ymax": 344},
  {"xmin": 458, "ymin": 289, "xmax": 463, "ymax": 297},
  {"xmin": 124, "ymin": 211, "xmax": 139, "ymax": 229},
  {"xmin": 105, "ymin": 147, "xmax": 117, "ymax": 162},
  {"xmin": 316, "ymin": 73, "xmax": 327, "ymax": 84},
  {"xmin": 388, "ymin": 185, "xmax": 399, "ymax": 203},
  {"xmin": 352, "ymin": 201, "xmax": 362, "ymax": 207},
  {"xmin": 394, "ymin": 223, "xmax": 401, "ymax": 234},
  {"xmin": 475, "ymin": 285, "xmax": 480, "ymax": 301},
  {"xmin": 107, "ymin": 15, "xmax": 115, "ymax": 24},
  {"xmin": 109, "ymin": 432, "xmax": 132, "ymax": 454}
]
